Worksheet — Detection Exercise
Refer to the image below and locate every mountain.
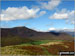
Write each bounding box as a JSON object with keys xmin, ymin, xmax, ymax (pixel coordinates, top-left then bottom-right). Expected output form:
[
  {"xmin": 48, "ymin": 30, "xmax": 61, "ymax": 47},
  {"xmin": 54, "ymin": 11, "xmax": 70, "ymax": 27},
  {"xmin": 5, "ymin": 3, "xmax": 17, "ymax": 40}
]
[
  {"xmin": 1, "ymin": 26, "xmax": 74, "ymax": 46},
  {"xmin": 66, "ymin": 32, "xmax": 75, "ymax": 37},
  {"xmin": 49, "ymin": 29, "xmax": 75, "ymax": 37}
]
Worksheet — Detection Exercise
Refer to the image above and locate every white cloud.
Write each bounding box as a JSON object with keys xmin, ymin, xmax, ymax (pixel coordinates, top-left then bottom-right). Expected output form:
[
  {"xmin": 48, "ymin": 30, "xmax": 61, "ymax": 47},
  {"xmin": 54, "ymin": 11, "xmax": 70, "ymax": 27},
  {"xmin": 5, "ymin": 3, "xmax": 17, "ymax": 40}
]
[
  {"xmin": 68, "ymin": 10, "xmax": 75, "ymax": 24},
  {"xmin": 48, "ymin": 27, "xmax": 74, "ymax": 32},
  {"xmin": 39, "ymin": 11, "xmax": 46, "ymax": 16},
  {"xmin": 0, "ymin": 6, "xmax": 43, "ymax": 21},
  {"xmin": 50, "ymin": 13, "xmax": 68, "ymax": 19},
  {"xmin": 49, "ymin": 9, "xmax": 69, "ymax": 19},
  {"xmin": 41, "ymin": 0, "xmax": 61, "ymax": 10},
  {"xmin": 49, "ymin": 9, "xmax": 75, "ymax": 24},
  {"xmin": 37, "ymin": 11, "xmax": 46, "ymax": 17},
  {"xmin": 48, "ymin": 27, "xmax": 56, "ymax": 31}
]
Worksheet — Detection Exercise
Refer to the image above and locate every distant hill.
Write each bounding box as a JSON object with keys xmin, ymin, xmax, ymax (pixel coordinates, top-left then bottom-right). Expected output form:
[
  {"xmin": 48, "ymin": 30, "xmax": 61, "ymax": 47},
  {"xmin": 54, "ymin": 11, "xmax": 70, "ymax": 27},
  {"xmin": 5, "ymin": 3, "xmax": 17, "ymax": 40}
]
[
  {"xmin": 49, "ymin": 29, "xmax": 75, "ymax": 37},
  {"xmin": 66, "ymin": 32, "xmax": 75, "ymax": 37},
  {"xmin": 1, "ymin": 26, "xmax": 74, "ymax": 46}
]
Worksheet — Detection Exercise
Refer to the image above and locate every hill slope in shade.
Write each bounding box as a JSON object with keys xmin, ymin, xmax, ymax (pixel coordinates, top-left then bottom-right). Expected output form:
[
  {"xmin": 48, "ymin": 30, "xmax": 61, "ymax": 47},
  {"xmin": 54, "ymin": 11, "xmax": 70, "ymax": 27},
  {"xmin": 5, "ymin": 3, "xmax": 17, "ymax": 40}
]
[
  {"xmin": 1, "ymin": 26, "xmax": 74, "ymax": 46},
  {"xmin": 49, "ymin": 29, "xmax": 75, "ymax": 37}
]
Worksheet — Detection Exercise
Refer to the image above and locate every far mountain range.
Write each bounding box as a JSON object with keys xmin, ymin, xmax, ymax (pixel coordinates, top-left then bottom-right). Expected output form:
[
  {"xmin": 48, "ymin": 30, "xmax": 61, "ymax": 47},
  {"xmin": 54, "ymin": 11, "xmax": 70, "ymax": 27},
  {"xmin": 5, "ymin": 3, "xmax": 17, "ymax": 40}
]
[{"xmin": 49, "ymin": 29, "xmax": 75, "ymax": 37}]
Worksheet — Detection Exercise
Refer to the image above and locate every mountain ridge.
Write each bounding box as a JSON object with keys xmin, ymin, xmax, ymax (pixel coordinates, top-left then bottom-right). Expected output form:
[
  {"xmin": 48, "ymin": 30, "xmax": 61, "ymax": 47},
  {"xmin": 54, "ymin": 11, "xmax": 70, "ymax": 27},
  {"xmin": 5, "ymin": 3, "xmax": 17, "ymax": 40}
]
[{"xmin": 1, "ymin": 26, "xmax": 74, "ymax": 46}]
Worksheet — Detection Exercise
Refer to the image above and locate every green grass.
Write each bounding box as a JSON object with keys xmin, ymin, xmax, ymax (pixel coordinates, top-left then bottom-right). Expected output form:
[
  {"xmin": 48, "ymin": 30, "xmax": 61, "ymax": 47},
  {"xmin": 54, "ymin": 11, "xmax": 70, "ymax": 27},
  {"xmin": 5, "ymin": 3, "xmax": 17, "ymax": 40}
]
[
  {"xmin": 1, "ymin": 46, "xmax": 37, "ymax": 55},
  {"xmin": 20, "ymin": 40, "xmax": 64, "ymax": 46},
  {"xmin": 1, "ymin": 45, "xmax": 50, "ymax": 55},
  {"xmin": 1, "ymin": 40, "xmax": 67, "ymax": 55}
]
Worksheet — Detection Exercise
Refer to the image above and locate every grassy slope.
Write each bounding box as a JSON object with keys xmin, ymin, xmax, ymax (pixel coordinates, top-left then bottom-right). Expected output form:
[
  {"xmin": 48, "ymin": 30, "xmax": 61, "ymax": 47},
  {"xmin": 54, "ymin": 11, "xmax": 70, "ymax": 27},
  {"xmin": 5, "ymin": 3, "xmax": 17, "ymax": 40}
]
[{"xmin": 1, "ymin": 40, "xmax": 74, "ymax": 55}]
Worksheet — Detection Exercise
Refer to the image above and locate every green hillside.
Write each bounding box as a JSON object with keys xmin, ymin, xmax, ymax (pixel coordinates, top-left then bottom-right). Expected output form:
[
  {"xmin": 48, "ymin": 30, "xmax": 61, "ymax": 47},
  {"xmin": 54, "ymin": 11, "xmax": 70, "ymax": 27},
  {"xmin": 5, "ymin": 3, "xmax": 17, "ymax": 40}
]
[{"xmin": 1, "ymin": 40, "xmax": 74, "ymax": 55}]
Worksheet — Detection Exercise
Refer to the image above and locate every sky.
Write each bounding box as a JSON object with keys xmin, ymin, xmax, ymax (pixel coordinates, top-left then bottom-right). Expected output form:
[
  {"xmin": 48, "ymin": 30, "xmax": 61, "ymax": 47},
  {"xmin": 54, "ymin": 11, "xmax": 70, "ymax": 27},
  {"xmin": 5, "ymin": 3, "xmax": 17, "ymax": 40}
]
[{"xmin": 0, "ymin": 0, "xmax": 75, "ymax": 32}]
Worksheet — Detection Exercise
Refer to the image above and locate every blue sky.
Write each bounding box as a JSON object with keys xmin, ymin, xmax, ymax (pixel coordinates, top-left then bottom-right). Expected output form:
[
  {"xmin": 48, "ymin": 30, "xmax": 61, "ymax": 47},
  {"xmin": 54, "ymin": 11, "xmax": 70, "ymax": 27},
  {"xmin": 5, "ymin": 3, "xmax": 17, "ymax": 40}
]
[{"xmin": 1, "ymin": 0, "xmax": 74, "ymax": 31}]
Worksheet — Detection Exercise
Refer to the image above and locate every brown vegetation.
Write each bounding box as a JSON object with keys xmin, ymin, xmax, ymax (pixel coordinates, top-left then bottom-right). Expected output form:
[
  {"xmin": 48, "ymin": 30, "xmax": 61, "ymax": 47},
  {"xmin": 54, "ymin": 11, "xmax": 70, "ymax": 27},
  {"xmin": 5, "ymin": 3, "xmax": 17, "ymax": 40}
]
[
  {"xmin": 41, "ymin": 41, "xmax": 74, "ymax": 55},
  {"xmin": 1, "ymin": 41, "xmax": 74, "ymax": 55},
  {"xmin": 20, "ymin": 45, "xmax": 45, "ymax": 55}
]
